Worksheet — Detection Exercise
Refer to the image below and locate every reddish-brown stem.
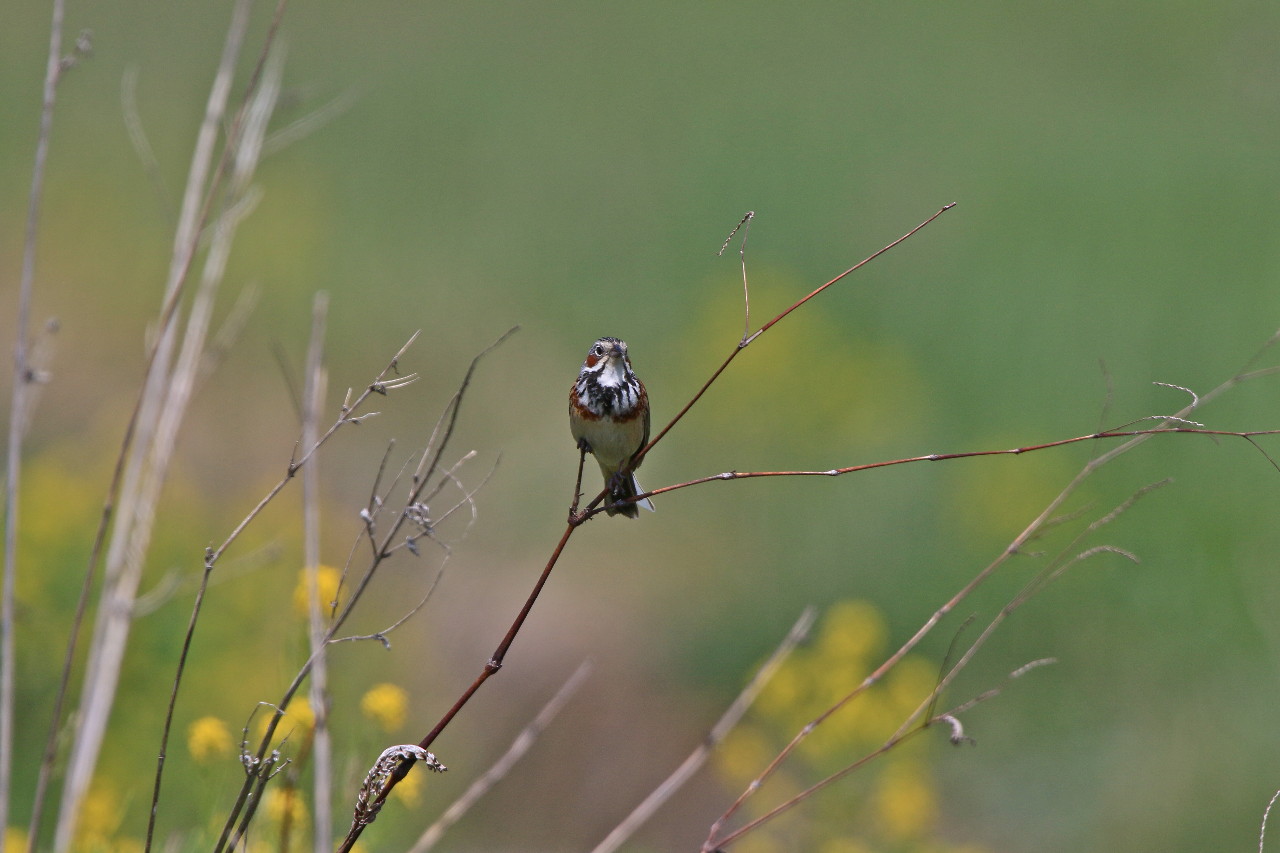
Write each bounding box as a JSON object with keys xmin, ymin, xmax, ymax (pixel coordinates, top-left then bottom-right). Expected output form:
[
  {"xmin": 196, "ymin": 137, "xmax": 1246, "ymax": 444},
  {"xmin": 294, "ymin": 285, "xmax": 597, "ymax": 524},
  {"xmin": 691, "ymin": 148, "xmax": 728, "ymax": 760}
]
[
  {"xmin": 432, "ymin": 520, "xmax": 577, "ymax": 741},
  {"xmin": 641, "ymin": 426, "xmax": 1280, "ymax": 506},
  {"xmin": 336, "ymin": 521, "xmax": 578, "ymax": 853},
  {"xmin": 751, "ymin": 202, "xmax": 955, "ymax": 342},
  {"xmin": 638, "ymin": 202, "xmax": 955, "ymax": 467},
  {"xmin": 568, "ymin": 446, "xmax": 588, "ymax": 521}
]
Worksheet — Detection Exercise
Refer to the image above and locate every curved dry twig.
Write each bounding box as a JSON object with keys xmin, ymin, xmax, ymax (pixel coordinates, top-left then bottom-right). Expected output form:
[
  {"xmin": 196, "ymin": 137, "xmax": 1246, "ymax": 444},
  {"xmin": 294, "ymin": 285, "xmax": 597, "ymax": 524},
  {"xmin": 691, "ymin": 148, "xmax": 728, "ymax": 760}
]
[
  {"xmin": 717, "ymin": 210, "xmax": 755, "ymax": 342},
  {"xmin": 411, "ymin": 661, "xmax": 593, "ymax": 852},
  {"xmin": 1260, "ymin": 788, "xmax": 1280, "ymax": 853}
]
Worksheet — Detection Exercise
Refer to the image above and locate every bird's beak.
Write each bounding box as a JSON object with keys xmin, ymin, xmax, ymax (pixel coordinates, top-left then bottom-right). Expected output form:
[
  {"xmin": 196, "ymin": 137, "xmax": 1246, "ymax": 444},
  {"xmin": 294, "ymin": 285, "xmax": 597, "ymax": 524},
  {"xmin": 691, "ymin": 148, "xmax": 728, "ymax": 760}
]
[{"xmin": 607, "ymin": 342, "xmax": 625, "ymax": 359}]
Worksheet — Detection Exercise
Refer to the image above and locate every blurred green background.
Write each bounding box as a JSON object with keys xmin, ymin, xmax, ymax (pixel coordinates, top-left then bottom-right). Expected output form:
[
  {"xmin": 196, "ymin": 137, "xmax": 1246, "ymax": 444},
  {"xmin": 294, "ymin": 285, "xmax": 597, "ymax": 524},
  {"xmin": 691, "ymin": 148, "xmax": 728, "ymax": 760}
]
[{"xmin": 3, "ymin": 1, "xmax": 1280, "ymax": 851}]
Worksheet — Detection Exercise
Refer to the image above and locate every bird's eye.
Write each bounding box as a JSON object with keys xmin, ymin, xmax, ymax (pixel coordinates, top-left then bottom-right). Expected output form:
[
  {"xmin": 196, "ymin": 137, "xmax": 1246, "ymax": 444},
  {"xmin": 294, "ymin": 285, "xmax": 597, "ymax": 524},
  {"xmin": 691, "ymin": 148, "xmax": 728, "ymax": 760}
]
[{"xmin": 592, "ymin": 345, "xmax": 604, "ymax": 356}]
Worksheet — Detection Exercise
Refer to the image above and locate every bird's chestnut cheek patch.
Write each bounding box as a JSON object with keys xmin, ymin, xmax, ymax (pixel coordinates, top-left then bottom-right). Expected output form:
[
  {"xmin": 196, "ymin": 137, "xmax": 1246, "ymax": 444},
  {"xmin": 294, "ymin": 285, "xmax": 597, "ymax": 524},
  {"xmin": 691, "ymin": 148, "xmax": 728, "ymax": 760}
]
[{"xmin": 585, "ymin": 354, "xmax": 601, "ymax": 369}]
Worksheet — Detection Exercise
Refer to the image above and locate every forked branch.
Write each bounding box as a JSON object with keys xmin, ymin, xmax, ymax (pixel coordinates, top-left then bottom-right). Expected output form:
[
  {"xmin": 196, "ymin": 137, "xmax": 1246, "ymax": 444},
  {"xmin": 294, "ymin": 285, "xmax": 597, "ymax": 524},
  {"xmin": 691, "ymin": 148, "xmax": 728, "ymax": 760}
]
[{"xmin": 336, "ymin": 205, "xmax": 956, "ymax": 850}]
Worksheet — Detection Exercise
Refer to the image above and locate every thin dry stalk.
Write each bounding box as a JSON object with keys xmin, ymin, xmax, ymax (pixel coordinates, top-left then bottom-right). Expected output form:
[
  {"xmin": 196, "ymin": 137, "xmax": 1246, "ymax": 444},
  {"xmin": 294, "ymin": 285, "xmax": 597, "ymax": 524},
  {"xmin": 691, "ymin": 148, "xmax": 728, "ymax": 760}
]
[
  {"xmin": 5, "ymin": 0, "xmax": 68, "ymax": 844},
  {"xmin": 708, "ymin": 513, "xmax": 1126, "ymax": 850},
  {"xmin": 409, "ymin": 661, "xmax": 594, "ymax": 853},
  {"xmin": 40, "ymin": 1, "xmax": 253, "ymax": 844},
  {"xmin": 709, "ymin": 520, "xmax": 1124, "ymax": 850},
  {"xmin": 31, "ymin": 3, "xmax": 300, "ymax": 839},
  {"xmin": 302, "ymin": 294, "xmax": 332, "ymax": 852},
  {"xmin": 591, "ymin": 608, "xmax": 815, "ymax": 853},
  {"xmin": 715, "ymin": 654, "xmax": 1059, "ymax": 849},
  {"xmin": 66, "ymin": 18, "xmax": 279, "ymax": 848},
  {"xmin": 939, "ymin": 658, "xmax": 1058, "ymax": 725}
]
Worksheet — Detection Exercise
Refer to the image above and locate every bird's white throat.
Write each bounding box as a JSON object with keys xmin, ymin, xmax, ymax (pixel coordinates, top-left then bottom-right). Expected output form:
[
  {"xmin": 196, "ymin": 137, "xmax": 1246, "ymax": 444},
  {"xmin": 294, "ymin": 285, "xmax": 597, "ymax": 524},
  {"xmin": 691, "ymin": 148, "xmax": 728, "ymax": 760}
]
[{"xmin": 596, "ymin": 358, "xmax": 629, "ymax": 387}]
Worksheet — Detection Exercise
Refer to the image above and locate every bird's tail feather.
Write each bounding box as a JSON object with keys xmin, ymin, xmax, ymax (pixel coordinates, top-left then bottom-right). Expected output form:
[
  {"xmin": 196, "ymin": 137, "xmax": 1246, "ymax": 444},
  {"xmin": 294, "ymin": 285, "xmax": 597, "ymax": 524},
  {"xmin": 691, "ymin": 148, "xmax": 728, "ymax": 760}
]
[{"xmin": 606, "ymin": 472, "xmax": 655, "ymax": 518}]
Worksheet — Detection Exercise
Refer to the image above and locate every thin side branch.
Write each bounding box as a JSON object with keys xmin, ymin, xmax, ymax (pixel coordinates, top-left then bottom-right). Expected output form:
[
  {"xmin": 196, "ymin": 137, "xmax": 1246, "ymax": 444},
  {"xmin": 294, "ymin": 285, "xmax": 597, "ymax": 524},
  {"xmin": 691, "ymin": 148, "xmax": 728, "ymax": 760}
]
[
  {"xmin": 640, "ymin": 203, "xmax": 955, "ymax": 467},
  {"xmin": 592, "ymin": 608, "xmax": 815, "ymax": 853},
  {"xmin": 632, "ymin": 426, "xmax": 1280, "ymax": 510},
  {"xmin": 410, "ymin": 662, "xmax": 593, "ymax": 852},
  {"xmin": 717, "ymin": 210, "xmax": 755, "ymax": 343}
]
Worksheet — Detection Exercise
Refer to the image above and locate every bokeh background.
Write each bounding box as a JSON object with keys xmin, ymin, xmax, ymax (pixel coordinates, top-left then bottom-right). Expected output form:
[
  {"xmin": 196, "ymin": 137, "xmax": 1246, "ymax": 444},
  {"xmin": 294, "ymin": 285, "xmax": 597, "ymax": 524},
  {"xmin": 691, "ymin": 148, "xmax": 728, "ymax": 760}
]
[{"xmin": 3, "ymin": 2, "xmax": 1280, "ymax": 851}]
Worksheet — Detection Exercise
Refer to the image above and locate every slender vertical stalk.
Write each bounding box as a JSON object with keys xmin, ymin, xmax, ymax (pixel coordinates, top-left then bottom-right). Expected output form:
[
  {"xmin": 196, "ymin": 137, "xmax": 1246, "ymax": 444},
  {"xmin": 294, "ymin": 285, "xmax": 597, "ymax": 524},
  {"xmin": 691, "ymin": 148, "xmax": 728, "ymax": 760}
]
[
  {"xmin": 4, "ymin": 0, "xmax": 65, "ymax": 848},
  {"xmin": 303, "ymin": 294, "xmax": 333, "ymax": 851}
]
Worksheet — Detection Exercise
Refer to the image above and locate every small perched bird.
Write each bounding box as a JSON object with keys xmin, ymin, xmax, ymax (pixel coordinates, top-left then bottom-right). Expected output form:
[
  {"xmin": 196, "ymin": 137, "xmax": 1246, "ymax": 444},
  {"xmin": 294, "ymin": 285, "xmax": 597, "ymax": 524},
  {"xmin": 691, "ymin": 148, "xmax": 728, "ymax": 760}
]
[{"xmin": 568, "ymin": 336, "xmax": 654, "ymax": 518}]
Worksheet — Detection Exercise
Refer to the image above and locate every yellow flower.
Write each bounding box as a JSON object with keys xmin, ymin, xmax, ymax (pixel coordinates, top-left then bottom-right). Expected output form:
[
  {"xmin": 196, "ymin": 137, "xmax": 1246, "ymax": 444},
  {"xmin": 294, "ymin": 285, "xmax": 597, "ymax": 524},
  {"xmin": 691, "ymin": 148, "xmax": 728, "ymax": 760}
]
[
  {"xmin": 255, "ymin": 699, "xmax": 315, "ymax": 745},
  {"xmin": 885, "ymin": 656, "xmax": 939, "ymax": 718},
  {"xmin": 391, "ymin": 765, "xmax": 423, "ymax": 807},
  {"xmin": 188, "ymin": 716, "xmax": 234, "ymax": 762},
  {"xmin": 755, "ymin": 659, "xmax": 807, "ymax": 722},
  {"xmin": 716, "ymin": 724, "xmax": 776, "ymax": 786},
  {"xmin": 875, "ymin": 761, "xmax": 937, "ymax": 841},
  {"xmin": 817, "ymin": 600, "xmax": 887, "ymax": 666},
  {"xmin": 5, "ymin": 829, "xmax": 28, "ymax": 853},
  {"xmin": 293, "ymin": 565, "xmax": 342, "ymax": 617},
  {"xmin": 264, "ymin": 788, "xmax": 309, "ymax": 826},
  {"xmin": 75, "ymin": 785, "xmax": 124, "ymax": 850},
  {"xmin": 287, "ymin": 699, "xmax": 317, "ymax": 732},
  {"xmin": 360, "ymin": 683, "xmax": 409, "ymax": 732}
]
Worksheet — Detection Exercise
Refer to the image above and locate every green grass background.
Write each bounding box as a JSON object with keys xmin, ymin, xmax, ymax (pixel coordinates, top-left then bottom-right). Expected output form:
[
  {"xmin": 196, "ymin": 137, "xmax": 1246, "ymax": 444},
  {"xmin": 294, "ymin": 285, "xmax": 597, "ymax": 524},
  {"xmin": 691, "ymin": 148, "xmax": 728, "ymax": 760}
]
[{"xmin": 3, "ymin": 1, "xmax": 1280, "ymax": 851}]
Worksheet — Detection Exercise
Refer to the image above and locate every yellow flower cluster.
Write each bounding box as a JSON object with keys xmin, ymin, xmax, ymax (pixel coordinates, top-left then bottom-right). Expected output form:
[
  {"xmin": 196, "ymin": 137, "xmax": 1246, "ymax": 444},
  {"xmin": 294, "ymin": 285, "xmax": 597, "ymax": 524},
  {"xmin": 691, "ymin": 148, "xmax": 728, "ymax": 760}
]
[
  {"xmin": 360, "ymin": 682, "xmax": 409, "ymax": 732},
  {"xmin": 187, "ymin": 715, "xmax": 234, "ymax": 763},
  {"xmin": 293, "ymin": 565, "xmax": 343, "ymax": 617},
  {"xmin": 716, "ymin": 599, "xmax": 989, "ymax": 853},
  {"xmin": 264, "ymin": 788, "xmax": 309, "ymax": 825},
  {"xmin": 71, "ymin": 786, "xmax": 144, "ymax": 853}
]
